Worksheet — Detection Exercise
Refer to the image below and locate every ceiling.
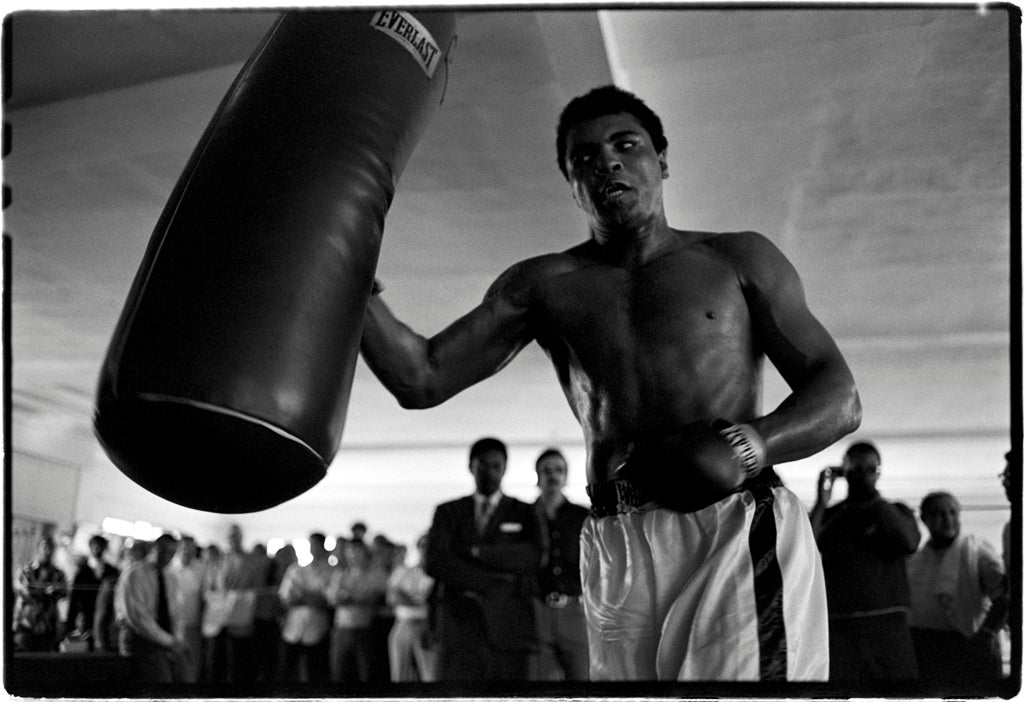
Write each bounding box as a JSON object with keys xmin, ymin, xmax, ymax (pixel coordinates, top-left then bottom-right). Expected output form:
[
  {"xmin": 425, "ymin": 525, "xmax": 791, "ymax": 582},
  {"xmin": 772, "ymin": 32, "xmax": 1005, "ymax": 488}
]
[{"xmin": 4, "ymin": 7, "xmax": 1015, "ymax": 548}]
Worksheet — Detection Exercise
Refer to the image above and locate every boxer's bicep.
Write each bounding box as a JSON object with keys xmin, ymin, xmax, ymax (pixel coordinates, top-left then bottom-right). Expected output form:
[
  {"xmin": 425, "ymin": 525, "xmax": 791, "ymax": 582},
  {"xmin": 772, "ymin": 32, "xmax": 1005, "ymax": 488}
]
[
  {"xmin": 731, "ymin": 232, "xmax": 861, "ymax": 461},
  {"xmin": 425, "ymin": 276, "xmax": 535, "ymax": 401},
  {"xmin": 363, "ymin": 263, "xmax": 536, "ymax": 408},
  {"xmin": 737, "ymin": 233, "xmax": 847, "ymax": 388}
]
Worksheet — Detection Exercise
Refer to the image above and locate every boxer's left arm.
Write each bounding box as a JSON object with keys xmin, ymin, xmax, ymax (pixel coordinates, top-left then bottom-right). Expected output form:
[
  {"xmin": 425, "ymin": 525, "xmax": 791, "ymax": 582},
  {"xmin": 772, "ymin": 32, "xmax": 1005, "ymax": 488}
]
[
  {"xmin": 361, "ymin": 261, "xmax": 537, "ymax": 408},
  {"xmin": 730, "ymin": 231, "xmax": 862, "ymax": 464}
]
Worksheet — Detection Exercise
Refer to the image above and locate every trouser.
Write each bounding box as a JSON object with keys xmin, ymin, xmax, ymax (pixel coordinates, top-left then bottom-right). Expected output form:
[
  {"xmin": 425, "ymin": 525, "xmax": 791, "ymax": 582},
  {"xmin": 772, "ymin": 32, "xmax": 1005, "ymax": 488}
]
[
  {"xmin": 330, "ymin": 626, "xmax": 374, "ymax": 683},
  {"xmin": 912, "ymin": 627, "xmax": 1003, "ymax": 690},
  {"xmin": 203, "ymin": 630, "xmax": 256, "ymax": 683},
  {"xmin": 388, "ymin": 616, "xmax": 439, "ymax": 682},
  {"xmin": 438, "ymin": 601, "xmax": 529, "ymax": 680},
  {"xmin": 280, "ymin": 638, "xmax": 331, "ymax": 683},
  {"xmin": 529, "ymin": 596, "xmax": 589, "ymax": 681},
  {"xmin": 581, "ymin": 473, "xmax": 828, "ymax": 681},
  {"xmin": 178, "ymin": 624, "xmax": 203, "ymax": 683},
  {"xmin": 118, "ymin": 625, "xmax": 177, "ymax": 683},
  {"xmin": 829, "ymin": 612, "xmax": 917, "ymax": 681}
]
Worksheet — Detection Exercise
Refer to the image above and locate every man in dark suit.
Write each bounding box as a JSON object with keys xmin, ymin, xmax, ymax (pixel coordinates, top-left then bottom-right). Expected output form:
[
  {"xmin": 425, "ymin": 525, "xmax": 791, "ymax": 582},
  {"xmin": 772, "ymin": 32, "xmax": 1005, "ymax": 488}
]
[{"xmin": 425, "ymin": 437, "xmax": 543, "ymax": 680}]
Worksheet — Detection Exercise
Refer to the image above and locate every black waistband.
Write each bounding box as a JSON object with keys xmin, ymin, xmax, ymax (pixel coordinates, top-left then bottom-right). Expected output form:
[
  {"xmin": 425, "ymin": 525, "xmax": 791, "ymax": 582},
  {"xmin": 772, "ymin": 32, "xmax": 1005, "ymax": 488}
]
[{"xmin": 586, "ymin": 466, "xmax": 783, "ymax": 517}]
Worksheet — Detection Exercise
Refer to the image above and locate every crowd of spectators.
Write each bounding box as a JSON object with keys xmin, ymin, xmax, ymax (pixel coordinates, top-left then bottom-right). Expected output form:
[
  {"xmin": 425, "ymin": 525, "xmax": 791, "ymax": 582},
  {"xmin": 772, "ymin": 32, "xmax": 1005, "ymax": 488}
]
[{"xmin": 9, "ymin": 441, "xmax": 1014, "ymax": 693}]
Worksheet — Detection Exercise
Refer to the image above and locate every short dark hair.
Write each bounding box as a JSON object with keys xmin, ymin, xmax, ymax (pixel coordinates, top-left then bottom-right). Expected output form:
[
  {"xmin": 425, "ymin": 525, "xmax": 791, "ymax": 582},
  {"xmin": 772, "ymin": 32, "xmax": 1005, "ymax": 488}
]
[
  {"xmin": 845, "ymin": 441, "xmax": 880, "ymax": 462},
  {"xmin": 556, "ymin": 85, "xmax": 668, "ymax": 180},
  {"xmin": 920, "ymin": 490, "xmax": 959, "ymax": 517},
  {"xmin": 535, "ymin": 447, "xmax": 566, "ymax": 469},
  {"xmin": 470, "ymin": 437, "xmax": 508, "ymax": 461},
  {"xmin": 88, "ymin": 534, "xmax": 109, "ymax": 550},
  {"xmin": 155, "ymin": 533, "xmax": 177, "ymax": 548}
]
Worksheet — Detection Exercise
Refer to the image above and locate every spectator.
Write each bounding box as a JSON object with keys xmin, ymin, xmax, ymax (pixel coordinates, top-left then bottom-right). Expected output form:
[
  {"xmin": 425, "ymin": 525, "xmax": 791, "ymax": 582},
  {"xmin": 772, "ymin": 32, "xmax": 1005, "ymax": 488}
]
[
  {"xmin": 114, "ymin": 533, "xmax": 187, "ymax": 683},
  {"xmin": 809, "ymin": 441, "xmax": 920, "ymax": 681},
  {"xmin": 351, "ymin": 522, "xmax": 368, "ymax": 549},
  {"xmin": 12, "ymin": 534, "xmax": 69, "ymax": 652},
  {"xmin": 250, "ymin": 543, "xmax": 281, "ymax": 683},
  {"xmin": 202, "ymin": 523, "xmax": 269, "ymax": 683},
  {"xmin": 908, "ymin": 490, "xmax": 1006, "ymax": 689},
  {"xmin": 65, "ymin": 534, "xmax": 120, "ymax": 652},
  {"xmin": 424, "ymin": 437, "xmax": 543, "ymax": 680},
  {"xmin": 326, "ymin": 540, "xmax": 388, "ymax": 683},
  {"xmin": 278, "ymin": 533, "xmax": 334, "ymax": 684},
  {"xmin": 386, "ymin": 533, "xmax": 438, "ymax": 682},
  {"xmin": 530, "ymin": 448, "xmax": 590, "ymax": 681},
  {"xmin": 166, "ymin": 535, "xmax": 206, "ymax": 682},
  {"xmin": 369, "ymin": 535, "xmax": 400, "ymax": 683}
]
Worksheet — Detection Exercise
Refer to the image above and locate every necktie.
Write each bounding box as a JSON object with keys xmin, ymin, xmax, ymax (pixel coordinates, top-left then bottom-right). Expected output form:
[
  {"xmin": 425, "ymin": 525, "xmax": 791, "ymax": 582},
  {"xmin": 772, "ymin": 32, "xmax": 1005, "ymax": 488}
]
[
  {"xmin": 476, "ymin": 499, "xmax": 492, "ymax": 535},
  {"xmin": 156, "ymin": 570, "xmax": 172, "ymax": 632}
]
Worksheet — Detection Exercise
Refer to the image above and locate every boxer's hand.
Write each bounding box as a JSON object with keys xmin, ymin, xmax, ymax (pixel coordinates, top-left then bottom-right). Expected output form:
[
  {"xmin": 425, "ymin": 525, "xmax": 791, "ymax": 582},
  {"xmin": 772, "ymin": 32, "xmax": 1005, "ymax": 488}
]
[{"xmin": 616, "ymin": 422, "xmax": 747, "ymax": 513}]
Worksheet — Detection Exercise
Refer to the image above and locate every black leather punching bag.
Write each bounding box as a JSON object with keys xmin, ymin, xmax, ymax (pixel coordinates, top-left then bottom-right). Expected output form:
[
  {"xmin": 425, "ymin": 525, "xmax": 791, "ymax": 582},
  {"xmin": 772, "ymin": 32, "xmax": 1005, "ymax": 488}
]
[{"xmin": 94, "ymin": 10, "xmax": 456, "ymax": 513}]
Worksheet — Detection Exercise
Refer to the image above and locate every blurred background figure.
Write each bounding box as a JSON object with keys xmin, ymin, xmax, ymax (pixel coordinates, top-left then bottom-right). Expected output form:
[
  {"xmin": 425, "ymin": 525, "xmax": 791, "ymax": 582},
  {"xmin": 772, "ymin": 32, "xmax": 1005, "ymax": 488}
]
[
  {"xmin": 386, "ymin": 532, "xmax": 438, "ymax": 682},
  {"xmin": 114, "ymin": 533, "xmax": 187, "ymax": 683},
  {"xmin": 369, "ymin": 535, "xmax": 400, "ymax": 683},
  {"xmin": 166, "ymin": 535, "xmax": 206, "ymax": 682},
  {"xmin": 12, "ymin": 534, "xmax": 68, "ymax": 652},
  {"xmin": 65, "ymin": 534, "xmax": 120, "ymax": 652},
  {"xmin": 425, "ymin": 438, "xmax": 543, "ymax": 681},
  {"xmin": 278, "ymin": 532, "xmax": 334, "ymax": 685},
  {"xmin": 809, "ymin": 441, "xmax": 920, "ymax": 681},
  {"xmin": 327, "ymin": 538, "xmax": 388, "ymax": 683},
  {"xmin": 530, "ymin": 448, "xmax": 589, "ymax": 681},
  {"xmin": 201, "ymin": 523, "xmax": 269, "ymax": 683},
  {"xmin": 251, "ymin": 542, "xmax": 281, "ymax": 683},
  {"xmin": 908, "ymin": 490, "xmax": 1006, "ymax": 689}
]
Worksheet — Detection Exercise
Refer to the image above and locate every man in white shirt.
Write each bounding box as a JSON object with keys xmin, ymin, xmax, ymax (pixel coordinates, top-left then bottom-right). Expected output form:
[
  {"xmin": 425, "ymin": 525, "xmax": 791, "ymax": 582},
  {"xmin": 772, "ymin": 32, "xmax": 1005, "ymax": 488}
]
[
  {"xmin": 165, "ymin": 535, "xmax": 205, "ymax": 682},
  {"xmin": 278, "ymin": 532, "xmax": 335, "ymax": 683},
  {"xmin": 907, "ymin": 490, "xmax": 1006, "ymax": 691},
  {"xmin": 114, "ymin": 533, "xmax": 187, "ymax": 683},
  {"xmin": 386, "ymin": 533, "xmax": 438, "ymax": 682},
  {"xmin": 202, "ymin": 523, "xmax": 269, "ymax": 683}
]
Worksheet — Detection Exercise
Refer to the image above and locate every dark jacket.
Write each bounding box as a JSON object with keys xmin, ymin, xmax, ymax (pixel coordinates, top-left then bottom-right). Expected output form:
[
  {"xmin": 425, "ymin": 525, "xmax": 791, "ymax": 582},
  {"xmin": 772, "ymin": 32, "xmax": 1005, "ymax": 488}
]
[
  {"xmin": 817, "ymin": 493, "xmax": 920, "ymax": 615},
  {"xmin": 425, "ymin": 494, "xmax": 543, "ymax": 652}
]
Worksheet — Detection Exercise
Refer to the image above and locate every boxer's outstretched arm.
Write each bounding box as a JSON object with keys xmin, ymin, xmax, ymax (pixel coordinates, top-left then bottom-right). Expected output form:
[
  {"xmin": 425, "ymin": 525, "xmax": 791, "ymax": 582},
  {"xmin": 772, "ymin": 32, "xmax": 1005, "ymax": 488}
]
[
  {"xmin": 727, "ymin": 231, "xmax": 862, "ymax": 464},
  {"xmin": 360, "ymin": 263, "xmax": 535, "ymax": 408}
]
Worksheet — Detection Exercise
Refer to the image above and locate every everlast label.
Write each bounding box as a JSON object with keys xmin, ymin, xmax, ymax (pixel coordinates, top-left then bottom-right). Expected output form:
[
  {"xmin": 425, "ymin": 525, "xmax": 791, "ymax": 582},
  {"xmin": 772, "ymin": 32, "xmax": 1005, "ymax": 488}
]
[{"xmin": 371, "ymin": 10, "xmax": 442, "ymax": 79}]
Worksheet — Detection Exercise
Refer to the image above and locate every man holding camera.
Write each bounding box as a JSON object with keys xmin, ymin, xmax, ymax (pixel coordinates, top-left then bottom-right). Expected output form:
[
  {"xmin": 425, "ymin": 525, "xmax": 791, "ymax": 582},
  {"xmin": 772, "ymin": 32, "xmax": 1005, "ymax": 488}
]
[{"xmin": 809, "ymin": 441, "xmax": 921, "ymax": 682}]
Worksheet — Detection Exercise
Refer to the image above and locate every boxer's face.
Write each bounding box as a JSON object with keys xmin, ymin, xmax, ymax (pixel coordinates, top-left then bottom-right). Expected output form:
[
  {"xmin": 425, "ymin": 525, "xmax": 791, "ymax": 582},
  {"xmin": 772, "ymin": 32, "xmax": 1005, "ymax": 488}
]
[{"xmin": 564, "ymin": 112, "xmax": 668, "ymax": 231}]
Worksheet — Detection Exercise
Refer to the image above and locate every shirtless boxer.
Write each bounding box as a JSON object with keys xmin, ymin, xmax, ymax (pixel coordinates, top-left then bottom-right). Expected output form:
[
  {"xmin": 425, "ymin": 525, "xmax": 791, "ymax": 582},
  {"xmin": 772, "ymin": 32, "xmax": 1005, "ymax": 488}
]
[{"xmin": 360, "ymin": 85, "xmax": 861, "ymax": 681}]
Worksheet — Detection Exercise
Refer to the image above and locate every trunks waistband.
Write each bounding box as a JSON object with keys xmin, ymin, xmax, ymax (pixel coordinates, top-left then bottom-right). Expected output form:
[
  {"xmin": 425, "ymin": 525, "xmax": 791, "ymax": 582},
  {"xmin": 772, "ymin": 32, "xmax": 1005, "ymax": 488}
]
[{"xmin": 586, "ymin": 466, "xmax": 783, "ymax": 518}]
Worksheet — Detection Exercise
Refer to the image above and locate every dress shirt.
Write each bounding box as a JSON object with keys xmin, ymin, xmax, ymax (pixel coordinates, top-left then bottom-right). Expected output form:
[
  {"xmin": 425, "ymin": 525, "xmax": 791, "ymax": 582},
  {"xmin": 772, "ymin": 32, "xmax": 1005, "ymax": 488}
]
[
  {"xmin": 474, "ymin": 491, "xmax": 503, "ymax": 533},
  {"xmin": 387, "ymin": 563, "xmax": 434, "ymax": 620},
  {"xmin": 114, "ymin": 560, "xmax": 176, "ymax": 648},
  {"xmin": 166, "ymin": 559, "xmax": 206, "ymax": 632},
  {"xmin": 328, "ymin": 565, "xmax": 388, "ymax": 629}
]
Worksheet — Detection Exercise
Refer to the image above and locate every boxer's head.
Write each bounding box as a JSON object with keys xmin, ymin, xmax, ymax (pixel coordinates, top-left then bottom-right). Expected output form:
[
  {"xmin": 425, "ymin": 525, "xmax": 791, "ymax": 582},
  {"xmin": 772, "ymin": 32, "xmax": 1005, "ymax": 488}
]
[{"xmin": 556, "ymin": 85, "xmax": 668, "ymax": 181}]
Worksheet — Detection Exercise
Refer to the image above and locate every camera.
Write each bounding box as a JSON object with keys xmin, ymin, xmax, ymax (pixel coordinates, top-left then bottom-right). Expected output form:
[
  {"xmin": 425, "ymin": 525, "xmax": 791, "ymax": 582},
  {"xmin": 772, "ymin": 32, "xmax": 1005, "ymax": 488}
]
[{"xmin": 825, "ymin": 466, "xmax": 847, "ymax": 478}]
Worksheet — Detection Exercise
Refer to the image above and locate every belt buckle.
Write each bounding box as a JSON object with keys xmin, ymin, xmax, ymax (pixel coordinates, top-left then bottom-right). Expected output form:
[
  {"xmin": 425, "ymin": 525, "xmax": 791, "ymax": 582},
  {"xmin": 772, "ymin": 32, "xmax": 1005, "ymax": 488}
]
[{"xmin": 546, "ymin": 592, "xmax": 569, "ymax": 609}]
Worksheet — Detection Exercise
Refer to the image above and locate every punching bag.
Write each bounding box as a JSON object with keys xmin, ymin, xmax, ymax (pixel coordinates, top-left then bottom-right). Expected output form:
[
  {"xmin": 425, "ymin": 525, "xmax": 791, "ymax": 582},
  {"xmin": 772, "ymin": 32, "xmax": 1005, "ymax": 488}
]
[{"xmin": 94, "ymin": 10, "xmax": 457, "ymax": 513}]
